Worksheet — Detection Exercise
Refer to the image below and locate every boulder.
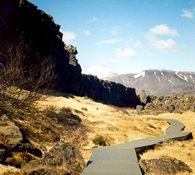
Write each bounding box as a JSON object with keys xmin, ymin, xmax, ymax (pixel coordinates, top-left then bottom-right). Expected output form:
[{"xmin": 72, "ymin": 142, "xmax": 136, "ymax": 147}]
[
  {"xmin": 139, "ymin": 156, "xmax": 192, "ymax": 175},
  {"xmin": 167, "ymin": 105, "xmax": 175, "ymax": 113},
  {"xmin": 136, "ymin": 105, "xmax": 144, "ymax": 114},
  {"xmin": 58, "ymin": 109, "xmax": 81, "ymax": 126},
  {"xmin": 26, "ymin": 168, "xmax": 70, "ymax": 175},
  {"xmin": 0, "ymin": 115, "xmax": 42, "ymax": 168},
  {"xmin": 26, "ymin": 142, "xmax": 85, "ymax": 175},
  {"xmin": 145, "ymin": 93, "xmax": 195, "ymax": 113},
  {"xmin": 0, "ymin": 115, "xmax": 23, "ymax": 146},
  {"xmin": 140, "ymin": 90, "xmax": 147, "ymax": 104}
]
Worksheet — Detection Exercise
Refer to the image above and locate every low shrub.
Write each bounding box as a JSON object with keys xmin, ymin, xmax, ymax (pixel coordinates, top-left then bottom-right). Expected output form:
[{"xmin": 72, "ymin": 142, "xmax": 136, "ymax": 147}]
[
  {"xmin": 93, "ymin": 135, "xmax": 106, "ymax": 146},
  {"xmin": 43, "ymin": 106, "xmax": 58, "ymax": 119},
  {"xmin": 58, "ymin": 107, "xmax": 81, "ymax": 125},
  {"xmin": 81, "ymin": 107, "xmax": 88, "ymax": 111},
  {"xmin": 43, "ymin": 106, "xmax": 81, "ymax": 126}
]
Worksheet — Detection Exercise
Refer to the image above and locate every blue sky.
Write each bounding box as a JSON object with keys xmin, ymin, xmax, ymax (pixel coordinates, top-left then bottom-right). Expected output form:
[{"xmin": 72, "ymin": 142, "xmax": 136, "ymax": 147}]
[{"xmin": 31, "ymin": 0, "xmax": 195, "ymax": 78}]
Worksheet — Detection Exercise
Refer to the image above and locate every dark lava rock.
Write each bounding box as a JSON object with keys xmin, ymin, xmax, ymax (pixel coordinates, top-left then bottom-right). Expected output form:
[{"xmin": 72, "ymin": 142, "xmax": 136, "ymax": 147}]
[
  {"xmin": 78, "ymin": 75, "xmax": 139, "ymax": 107},
  {"xmin": 5, "ymin": 152, "xmax": 36, "ymax": 168},
  {"xmin": 0, "ymin": 149, "xmax": 6, "ymax": 162},
  {"xmin": 146, "ymin": 93, "xmax": 195, "ymax": 113},
  {"xmin": 26, "ymin": 143, "xmax": 85, "ymax": 175},
  {"xmin": 12, "ymin": 143, "xmax": 42, "ymax": 158},
  {"xmin": 0, "ymin": 0, "xmax": 139, "ymax": 108},
  {"xmin": 139, "ymin": 156, "xmax": 192, "ymax": 175},
  {"xmin": 0, "ymin": 0, "xmax": 82, "ymax": 93},
  {"xmin": 27, "ymin": 168, "xmax": 70, "ymax": 175},
  {"xmin": 57, "ymin": 109, "xmax": 82, "ymax": 126},
  {"xmin": 0, "ymin": 115, "xmax": 43, "ymax": 168}
]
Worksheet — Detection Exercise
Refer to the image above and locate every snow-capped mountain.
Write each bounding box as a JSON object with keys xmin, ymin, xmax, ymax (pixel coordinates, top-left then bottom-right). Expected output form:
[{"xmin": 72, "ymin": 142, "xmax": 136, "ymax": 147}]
[
  {"xmin": 101, "ymin": 72, "xmax": 119, "ymax": 80},
  {"xmin": 106, "ymin": 70, "xmax": 195, "ymax": 96}
]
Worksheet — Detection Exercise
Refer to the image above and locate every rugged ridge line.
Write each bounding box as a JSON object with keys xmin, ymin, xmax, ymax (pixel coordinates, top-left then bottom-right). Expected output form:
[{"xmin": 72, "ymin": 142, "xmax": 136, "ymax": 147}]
[{"xmin": 107, "ymin": 70, "xmax": 195, "ymax": 96}]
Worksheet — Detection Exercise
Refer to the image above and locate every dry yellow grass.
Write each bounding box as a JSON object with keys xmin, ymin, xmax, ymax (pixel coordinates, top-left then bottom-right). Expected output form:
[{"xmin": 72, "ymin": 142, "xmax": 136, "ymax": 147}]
[
  {"xmin": 36, "ymin": 93, "xmax": 169, "ymax": 161},
  {"xmin": 0, "ymin": 164, "xmax": 20, "ymax": 175},
  {"xmin": 140, "ymin": 111, "xmax": 195, "ymax": 175},
  {"xmin": 2, "ymin": 90, "xmax": 194, "ymax": 174}
]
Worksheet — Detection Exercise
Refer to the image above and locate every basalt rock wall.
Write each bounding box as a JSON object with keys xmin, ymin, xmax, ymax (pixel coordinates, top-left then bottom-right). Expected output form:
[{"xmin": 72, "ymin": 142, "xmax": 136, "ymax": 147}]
[
  {"xmin": 0, "ymin": 0, "xmax": 82, "ymax": 92},
  {"xmin": 78, "ymin": 75, "xmax": 139, "ymax": 107},
  {"xmin": 0, "ymin": 0, "xmax": 139, "ymax": 107}
]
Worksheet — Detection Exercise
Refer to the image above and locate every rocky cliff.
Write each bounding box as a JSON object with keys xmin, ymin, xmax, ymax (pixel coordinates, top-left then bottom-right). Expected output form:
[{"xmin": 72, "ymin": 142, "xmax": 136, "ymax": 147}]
[
  {"xmin": 78, "ymin": 75, "xmax": 138, "ymax": 107},
  {"xmin": 0, "ymin": 0, "xmax": 82, "ymax": 93},
  {"xmin": 0, "ymin": 0, "xmax": 139, "ymax": 107}
]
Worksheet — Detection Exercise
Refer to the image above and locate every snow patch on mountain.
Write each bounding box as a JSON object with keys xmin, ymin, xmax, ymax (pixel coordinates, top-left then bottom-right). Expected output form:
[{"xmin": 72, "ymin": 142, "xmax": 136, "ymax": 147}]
[
  {"xmin": 169, "ymin": 79, "xmax": 175, "ymax": 86},
  {"xmin": 161, "ymin": 72, "xmax": 167, "ymax": 79},
  {"xmin": 134, "ymin": 71, "xmax": 145, "ymax": 79},
  {"xmin": 107, "ymin": 69, "xmax": 195, "ymax": 96},
  {"xmin": 175, "ymin": 72, "xmax": 188, "ymax": 82}
]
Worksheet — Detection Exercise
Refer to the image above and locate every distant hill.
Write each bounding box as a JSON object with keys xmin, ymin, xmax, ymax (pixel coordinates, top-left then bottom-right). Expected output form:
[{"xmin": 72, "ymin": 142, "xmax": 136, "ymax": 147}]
[{"xmin": 106, "ymin": 70, "xmax": 195, "ymax": 96}]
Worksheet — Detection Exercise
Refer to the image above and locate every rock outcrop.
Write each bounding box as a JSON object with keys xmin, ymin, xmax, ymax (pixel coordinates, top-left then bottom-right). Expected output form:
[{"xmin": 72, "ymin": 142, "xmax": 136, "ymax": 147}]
[
  {"xmin": 0, "ymin": 115, "xmax": 23, "ymax": 147},
  {"xmin": 0, "ymin": 0, "xmax": 139, "ymax": 108},
  {"xmin": 139, "ymin": 156, "xmax": 192, "ymax": 175},
  {"xmin": 139, "ymin": 90, "xmax": 148, "ymax": 105},
  {"xmin": 145, "ymin": 93, "xmax": 195, "ymax": 113},
  {"xmin": 0, "ymin": 0, "xmax": 82, "ymax": 93},
  {"xmin": 25, "ymin": 142, "xmax": 85, "ymax": 175},
  {"xmin": 78, "ymin": 75, "xmax": 139, "ymax": 107},
  {"xmin": 0, "ymin": 115, "xmax": 42, "ymax": 169},
  {"xmin": 0, "ymin": 115, "xmax": 85, "ymax": 174}
]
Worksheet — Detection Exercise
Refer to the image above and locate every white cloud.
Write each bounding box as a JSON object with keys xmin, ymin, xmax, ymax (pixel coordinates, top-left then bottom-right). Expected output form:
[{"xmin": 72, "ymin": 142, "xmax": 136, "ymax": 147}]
[
  {"xmin": 148, "ymin": 35, "xmax": 177, "ymax": 50},
  {"xmin": 83, "ymin": 65, "xmax": 113, "ymax": 79},
  {"xmin": 100, "ymin": 38, "xmax": 122, "ymax": 44},
  {"xmin": 89, "ymin": 17, "xmax": 97, "ymax": 23},
  {"xmin": 116, "ymin": 48, "xmax": 136, "ymax": 58},
  {"xmin": 147, "ymin": 24, "xmax": 178, "ymax": 51},
  {"xmin": 83, "ymin": 30, "xmax": 92, "ymax": 36},
  {"xmin": 181, "ymin": 9, "xmax": 193, "ymax": 19},
  {"xmin": 62, "ymin": 31, "xmax": 77, "ymax": 43},
  {"xmin": 150, "ymin": 24, "xmax": 179, "ymax": 36}
]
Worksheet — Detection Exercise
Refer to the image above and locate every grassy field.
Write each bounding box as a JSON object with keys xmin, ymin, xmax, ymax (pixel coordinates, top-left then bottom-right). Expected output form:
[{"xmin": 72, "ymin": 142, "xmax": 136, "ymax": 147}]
[
  {"xmin": 1, "ymin": 91, "xmax": 194, "ymax": 174},
  {"xmin": 36, "ymin": 93, "xmax": 195, "ymax": 174},
  {"xmin": 36, "ymin": 93, "xmax": 169, "ymax": 161}
]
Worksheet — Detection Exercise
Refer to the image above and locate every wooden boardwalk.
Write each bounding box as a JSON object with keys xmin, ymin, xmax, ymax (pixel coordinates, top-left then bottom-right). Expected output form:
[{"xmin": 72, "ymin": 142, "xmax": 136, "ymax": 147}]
[{"xmin": 82, "ymin": 118, "xmax": 192, "ymax": 175}]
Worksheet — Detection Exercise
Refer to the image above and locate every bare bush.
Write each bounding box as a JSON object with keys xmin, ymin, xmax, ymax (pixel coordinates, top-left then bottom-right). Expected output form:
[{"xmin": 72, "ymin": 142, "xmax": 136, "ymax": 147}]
[{"xmin": 0, "ymin": 35, "xmax": 56, "ymax": 108}]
